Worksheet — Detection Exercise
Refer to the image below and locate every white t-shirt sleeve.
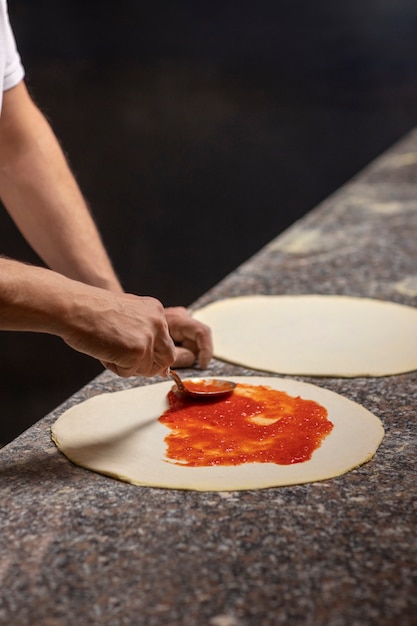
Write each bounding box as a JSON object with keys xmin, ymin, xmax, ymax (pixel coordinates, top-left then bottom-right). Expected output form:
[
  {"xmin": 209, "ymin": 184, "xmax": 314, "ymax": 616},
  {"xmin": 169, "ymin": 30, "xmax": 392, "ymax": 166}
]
[{"xmin": 0, "ymin": 0, "xmax": 25, "ymax": 94}]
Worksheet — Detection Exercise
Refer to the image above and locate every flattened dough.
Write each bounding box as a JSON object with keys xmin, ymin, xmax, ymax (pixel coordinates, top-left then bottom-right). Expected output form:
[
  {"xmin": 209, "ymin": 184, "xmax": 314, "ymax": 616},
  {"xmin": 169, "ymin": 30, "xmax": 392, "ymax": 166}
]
[
  {"xmin": 192, "ymin": 295, "xmax": 417, "ymax": 377},
  {"xmin": 51, "ymin": 377, "xmax": 384, "ymax": 491}
]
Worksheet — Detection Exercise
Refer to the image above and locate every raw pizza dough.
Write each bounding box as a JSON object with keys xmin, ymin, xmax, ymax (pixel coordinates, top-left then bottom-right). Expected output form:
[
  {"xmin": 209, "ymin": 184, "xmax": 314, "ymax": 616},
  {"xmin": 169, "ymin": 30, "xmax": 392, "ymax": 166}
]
[
  {"xmin": 192, "ymin": 295, "xmax": 417, "ymax": 377},
  {"xmin": 51, "ymin": 376, "xmax": 384, "ymax": 491}
]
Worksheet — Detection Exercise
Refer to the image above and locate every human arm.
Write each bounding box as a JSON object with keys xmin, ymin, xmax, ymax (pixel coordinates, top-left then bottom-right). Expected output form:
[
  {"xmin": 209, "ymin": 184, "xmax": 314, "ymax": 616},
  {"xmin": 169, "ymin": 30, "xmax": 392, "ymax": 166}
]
[
  {"xmin": 165, "ymin": 306, "xmax": 213, "ymax": 369},
  {"xmin": 0, "ymin": 82, "xmax": 213, "ymax": 373},
  {"xmin": 0, "ymin": 81, "xmax": 122, "ymax": 292},
  {"xmin": 0, "ymin": 257, "xmax": 176, "ymax": 377}
]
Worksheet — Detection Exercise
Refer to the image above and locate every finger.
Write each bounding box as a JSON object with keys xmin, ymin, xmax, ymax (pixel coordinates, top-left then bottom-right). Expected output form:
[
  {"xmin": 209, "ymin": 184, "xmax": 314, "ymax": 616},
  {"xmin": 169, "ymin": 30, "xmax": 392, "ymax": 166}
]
[
  {"xmin": 101, "ymin": 333, "xmax": 169, "ymax": 378},
  {"xmin": 195, "ymin": 333, "xmax": 213, "ymax": 368},
  {"xmin": 152, "ymin": 334, "xmax": 176, "ymax": 373},
  {"xmin": 102, "ymin": 356, "xmax": 170, "ymax": 379},
  {"xmin": 173, "ymin": 346, "xmax": 197, "ymax": 369},
  {"xmin": 189, "ymin": 325, "xmax": 213, "ymax": 369},
  {"xmin": 101, "ymin": 360, "xmax": 138, "ymax": 378},
  {"xmin": 179, "ymin": 337, "xmax": 211, "ymax": 370},
  {"xmin": 170, "ymin": 321, "xmax": 213, "ymax": 368}
]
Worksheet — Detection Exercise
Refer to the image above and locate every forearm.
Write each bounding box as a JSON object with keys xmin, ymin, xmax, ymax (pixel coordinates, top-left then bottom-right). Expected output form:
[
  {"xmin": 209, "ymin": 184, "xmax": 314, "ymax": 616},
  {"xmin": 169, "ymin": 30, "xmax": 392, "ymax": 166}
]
[
  {"xmin": 0, "ymin": 257, "xmax": 78, "ymax": 335},
  {"xmin": 0, "ymin": 256, "xmax": 176, "ymax": 376},
  {"xmin": 0, "ymin": 82, "xmax": 123, "ymax": 292},
  {"xmin": 0, "ymin": 83, "xmax": 210, "ymax": 375}
]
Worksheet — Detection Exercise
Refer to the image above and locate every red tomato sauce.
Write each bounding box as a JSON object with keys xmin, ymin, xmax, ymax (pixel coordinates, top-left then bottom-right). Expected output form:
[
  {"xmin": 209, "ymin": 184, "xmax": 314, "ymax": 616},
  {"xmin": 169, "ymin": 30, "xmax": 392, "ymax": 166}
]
[{"xmin": 158, "ymin": 383, "xmax": 333, "ymax": 466}]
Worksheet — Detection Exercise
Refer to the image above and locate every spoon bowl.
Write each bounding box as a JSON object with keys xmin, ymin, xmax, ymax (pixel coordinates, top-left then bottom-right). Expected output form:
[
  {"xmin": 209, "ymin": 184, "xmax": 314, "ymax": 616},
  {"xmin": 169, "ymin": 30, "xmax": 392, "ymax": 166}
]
[{"xmin": 169, "ymin": 369, "xmax": 236, "ymax": 400}]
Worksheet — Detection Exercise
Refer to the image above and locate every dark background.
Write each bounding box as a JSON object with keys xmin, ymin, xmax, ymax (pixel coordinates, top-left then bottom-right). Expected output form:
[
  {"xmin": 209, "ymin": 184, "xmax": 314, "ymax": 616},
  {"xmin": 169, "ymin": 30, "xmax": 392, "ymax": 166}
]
[{"xmin": 1, "ymin": 0, "xmax": 417, "ymax": 444}]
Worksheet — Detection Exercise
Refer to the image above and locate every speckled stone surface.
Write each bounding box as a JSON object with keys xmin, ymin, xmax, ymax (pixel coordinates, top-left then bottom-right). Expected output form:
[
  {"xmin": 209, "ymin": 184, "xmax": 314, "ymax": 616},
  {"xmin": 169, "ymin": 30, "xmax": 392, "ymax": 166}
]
[{"xmin": 1, "ymin": 131, "xmax": 417, "ymax": 626}]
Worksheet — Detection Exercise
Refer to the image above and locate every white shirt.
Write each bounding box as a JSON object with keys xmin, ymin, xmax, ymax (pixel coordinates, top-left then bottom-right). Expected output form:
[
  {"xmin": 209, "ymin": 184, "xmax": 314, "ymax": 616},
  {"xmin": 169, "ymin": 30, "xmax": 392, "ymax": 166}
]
[{"xmin": 0, "ymin": 0, "xmax": 25, "ymax": 112}]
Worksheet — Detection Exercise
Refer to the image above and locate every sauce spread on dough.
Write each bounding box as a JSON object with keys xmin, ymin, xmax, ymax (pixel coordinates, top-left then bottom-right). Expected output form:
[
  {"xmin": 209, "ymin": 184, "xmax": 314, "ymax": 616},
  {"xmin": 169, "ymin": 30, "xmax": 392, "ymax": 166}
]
[{"xmin": 158, "ymin": 383, "xmax": 333, "ymax": 466}]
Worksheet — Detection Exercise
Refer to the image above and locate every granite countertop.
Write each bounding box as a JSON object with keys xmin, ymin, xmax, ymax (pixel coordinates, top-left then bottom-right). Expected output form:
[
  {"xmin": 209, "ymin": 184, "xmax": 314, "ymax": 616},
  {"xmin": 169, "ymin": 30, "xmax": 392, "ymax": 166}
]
[{"xmin": 1, "ymin": 131, "xmax": 417, "ymax": 626}]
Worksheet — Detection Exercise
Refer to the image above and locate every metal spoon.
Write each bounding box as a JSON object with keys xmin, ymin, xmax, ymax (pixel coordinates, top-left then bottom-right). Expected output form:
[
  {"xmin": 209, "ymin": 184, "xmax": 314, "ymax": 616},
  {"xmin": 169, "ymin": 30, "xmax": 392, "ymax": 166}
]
[{"xmin": 169, "ymin": 369, "xmax": 236, "ymax": 400}]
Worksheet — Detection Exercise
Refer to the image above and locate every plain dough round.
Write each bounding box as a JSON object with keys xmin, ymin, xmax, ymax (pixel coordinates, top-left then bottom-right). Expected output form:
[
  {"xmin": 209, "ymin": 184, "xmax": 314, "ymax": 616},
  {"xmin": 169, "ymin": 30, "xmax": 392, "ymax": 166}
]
[
  {"xmin": 51, "ymin": 377, "xmax": 384, "ymax": 491},
  {"xmin": 192, "ymin": 295, "xmax": 417, "ymax": 377}
]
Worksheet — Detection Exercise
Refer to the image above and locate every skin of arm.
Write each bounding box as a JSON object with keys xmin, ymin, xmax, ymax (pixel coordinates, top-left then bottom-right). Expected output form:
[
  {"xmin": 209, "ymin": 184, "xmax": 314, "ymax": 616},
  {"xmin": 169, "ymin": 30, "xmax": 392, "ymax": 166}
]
[
  {"xmin": 0, "ymin": 81, "xmax": 123, "ymax": 292},
  {"xmin": 0, "ymin": 82, "xmax": 213, "ymax": 373},
  {"xmin": 0, "ymin": 257, "xmax": 176, "ymax": 377}
]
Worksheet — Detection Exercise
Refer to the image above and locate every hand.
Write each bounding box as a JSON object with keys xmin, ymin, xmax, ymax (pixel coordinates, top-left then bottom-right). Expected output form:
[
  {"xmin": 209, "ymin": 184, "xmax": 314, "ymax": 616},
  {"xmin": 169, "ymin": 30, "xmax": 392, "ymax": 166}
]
[
  {"xmin": 164, "ymin": 306, "xmax": 213, "ymax": 369},
  {"xmin": 62, "ymin": 288, "xmax": 176, "ymax": 378}
]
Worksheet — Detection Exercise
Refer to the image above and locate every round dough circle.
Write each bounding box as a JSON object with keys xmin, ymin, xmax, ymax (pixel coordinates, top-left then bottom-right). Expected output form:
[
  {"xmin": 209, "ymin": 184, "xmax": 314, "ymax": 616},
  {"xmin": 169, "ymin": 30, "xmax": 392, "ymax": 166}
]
[
  {"xmin": 51, "ymin": 377, "xmax": 384, "ymax": 491},
  {"xmin": 192, "ymin": 295, "xmax": 417, "ymax": 377}
]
